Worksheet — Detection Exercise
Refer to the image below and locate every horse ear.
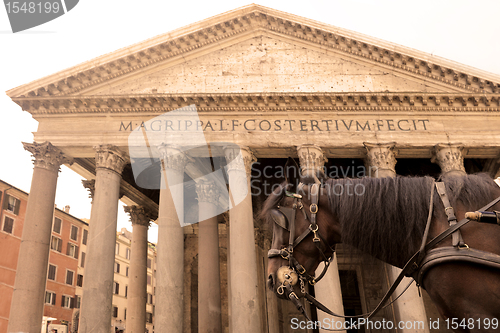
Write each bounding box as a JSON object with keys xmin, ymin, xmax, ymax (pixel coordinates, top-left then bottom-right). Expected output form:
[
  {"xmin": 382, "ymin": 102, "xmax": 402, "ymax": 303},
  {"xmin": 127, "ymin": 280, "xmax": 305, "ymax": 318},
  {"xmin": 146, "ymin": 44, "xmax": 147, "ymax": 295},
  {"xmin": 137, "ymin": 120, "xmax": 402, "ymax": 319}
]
[{"xmin": 284, "ymin": 157, "xmax": 300, "ymax": 192}]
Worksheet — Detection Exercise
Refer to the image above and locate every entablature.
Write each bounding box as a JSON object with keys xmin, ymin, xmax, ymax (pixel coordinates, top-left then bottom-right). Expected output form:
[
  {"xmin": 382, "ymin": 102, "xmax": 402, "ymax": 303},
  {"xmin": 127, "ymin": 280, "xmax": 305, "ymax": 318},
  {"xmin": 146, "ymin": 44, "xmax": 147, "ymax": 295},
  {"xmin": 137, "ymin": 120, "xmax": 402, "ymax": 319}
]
[{"xmin": 12, "ymin": 92, "xmax": 500, "ymax": 114}]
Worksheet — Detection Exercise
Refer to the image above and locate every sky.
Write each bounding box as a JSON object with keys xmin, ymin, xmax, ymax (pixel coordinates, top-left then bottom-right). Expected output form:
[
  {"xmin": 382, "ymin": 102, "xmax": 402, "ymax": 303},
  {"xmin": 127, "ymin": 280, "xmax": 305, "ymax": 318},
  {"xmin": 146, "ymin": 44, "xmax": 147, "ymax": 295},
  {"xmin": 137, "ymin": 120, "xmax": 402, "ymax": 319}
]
[{"xmin": 1, "ymin": 0, "xmax": 499, "ymax": 243}]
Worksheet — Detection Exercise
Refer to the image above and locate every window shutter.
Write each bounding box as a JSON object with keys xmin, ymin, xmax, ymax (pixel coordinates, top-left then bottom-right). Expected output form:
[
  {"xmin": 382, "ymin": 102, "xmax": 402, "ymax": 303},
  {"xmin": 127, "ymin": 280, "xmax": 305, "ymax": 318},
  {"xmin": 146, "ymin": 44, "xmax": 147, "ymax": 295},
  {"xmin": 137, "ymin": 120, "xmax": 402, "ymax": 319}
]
[
  {"xmin": 13, "ymin": 198, "xmax": 20, "ymax": 215},
  {"xmin": 58, "ymin": 239, "xmax": 62, "ymax": 252},
  {"xmin": 66, "ymin": 245, "xmax": 71, "ymax": 256},
  {"xmin": 2, "ymin": 194, "xmax": 9, "ymax": 210},
  {"xmin": 61, "ymin": 295, "xmax": 65, "ymax": 306},
  {"xmin": 70, "ymin": 297, "xmax": 75, "ymax": 309},
  {"xmin": 75, "ymin": 246, "xmax": 79, "ymax": 259},
  {"xmin": 52, "ymin": 293, "xmax": 56, "ymax": 305}
]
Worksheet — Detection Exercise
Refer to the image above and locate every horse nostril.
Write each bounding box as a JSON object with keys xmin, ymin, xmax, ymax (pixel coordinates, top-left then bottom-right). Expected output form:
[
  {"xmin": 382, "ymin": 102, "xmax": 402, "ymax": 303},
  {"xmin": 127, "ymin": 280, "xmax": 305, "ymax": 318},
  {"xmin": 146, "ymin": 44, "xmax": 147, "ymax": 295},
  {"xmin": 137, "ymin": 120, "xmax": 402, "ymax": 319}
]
[{"xmin": 267, "ymin": 274, "xmax": 275, "ymax": 290}]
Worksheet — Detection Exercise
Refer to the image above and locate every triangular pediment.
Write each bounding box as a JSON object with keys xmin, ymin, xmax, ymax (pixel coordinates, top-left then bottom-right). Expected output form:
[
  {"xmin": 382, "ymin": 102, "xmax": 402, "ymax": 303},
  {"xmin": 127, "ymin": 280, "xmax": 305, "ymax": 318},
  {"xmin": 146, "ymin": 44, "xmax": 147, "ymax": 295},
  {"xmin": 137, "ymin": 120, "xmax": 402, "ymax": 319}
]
[
  {"xmin": 7, "ymin": 4, "xmax": 500, "ymax": 100},
  {"xmin": 89, "ymin": 35, "xmax": 452, "ymax": 95}
]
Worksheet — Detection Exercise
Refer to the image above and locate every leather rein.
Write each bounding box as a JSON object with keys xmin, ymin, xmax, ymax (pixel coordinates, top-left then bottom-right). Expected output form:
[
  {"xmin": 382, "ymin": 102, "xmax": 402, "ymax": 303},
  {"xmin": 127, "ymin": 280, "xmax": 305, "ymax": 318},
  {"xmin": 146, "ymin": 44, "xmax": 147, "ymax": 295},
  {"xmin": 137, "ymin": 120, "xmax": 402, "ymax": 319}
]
[{"xmin": 267, "ymin": 179, "xmax": 500, "ymax": 329}]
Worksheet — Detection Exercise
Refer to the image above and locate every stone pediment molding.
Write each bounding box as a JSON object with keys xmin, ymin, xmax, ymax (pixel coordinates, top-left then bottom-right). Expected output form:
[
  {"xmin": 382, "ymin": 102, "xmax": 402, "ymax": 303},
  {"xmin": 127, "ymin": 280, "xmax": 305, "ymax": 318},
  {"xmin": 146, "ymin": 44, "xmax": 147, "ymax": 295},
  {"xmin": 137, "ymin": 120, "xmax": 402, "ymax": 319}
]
[
  {"xmin": 12, "ymin": 92, "xmax": 500, "ymax": 114},
  {"xmin": 7, "ymin": 4, "xmax": 500, "ymax": 100}
]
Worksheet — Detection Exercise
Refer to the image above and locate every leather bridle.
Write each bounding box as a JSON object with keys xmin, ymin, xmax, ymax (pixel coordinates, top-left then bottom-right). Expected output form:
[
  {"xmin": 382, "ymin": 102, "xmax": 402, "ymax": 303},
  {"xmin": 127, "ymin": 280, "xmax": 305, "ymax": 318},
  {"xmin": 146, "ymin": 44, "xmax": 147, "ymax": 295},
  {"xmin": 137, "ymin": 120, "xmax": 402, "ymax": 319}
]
[
  {"xmin": 267, "ymin": 183, "xmax": 335, "ymax": 297},
  {"xmin": 267, "ymin": 179, "xmax": 500, "ymax": 330}
]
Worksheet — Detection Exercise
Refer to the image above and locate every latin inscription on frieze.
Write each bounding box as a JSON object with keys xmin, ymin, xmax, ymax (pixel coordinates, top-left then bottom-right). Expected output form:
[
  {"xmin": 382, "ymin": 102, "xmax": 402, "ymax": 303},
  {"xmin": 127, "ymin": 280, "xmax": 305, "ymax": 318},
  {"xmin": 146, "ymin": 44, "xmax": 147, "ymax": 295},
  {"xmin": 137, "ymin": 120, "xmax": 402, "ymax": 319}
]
[{"xmin": 119, "ymin": 118, "xmax": 429, "ymax": 132}]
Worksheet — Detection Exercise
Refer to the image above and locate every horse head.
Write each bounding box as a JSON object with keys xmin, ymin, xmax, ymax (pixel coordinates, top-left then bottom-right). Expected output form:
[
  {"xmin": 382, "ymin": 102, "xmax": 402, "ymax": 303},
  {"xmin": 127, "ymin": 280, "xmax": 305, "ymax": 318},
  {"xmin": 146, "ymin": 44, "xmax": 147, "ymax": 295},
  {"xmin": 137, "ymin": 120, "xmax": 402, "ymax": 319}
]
[{"xmin": 262, "ymin": 169, "xmax": 341, "ymax": 302}]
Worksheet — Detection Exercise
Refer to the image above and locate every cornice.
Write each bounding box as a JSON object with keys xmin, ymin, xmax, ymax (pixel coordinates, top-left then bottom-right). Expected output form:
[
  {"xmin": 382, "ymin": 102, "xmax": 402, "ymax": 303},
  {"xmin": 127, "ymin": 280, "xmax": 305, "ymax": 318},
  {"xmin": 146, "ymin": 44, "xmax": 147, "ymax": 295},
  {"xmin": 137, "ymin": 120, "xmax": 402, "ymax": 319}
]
[
  {"xmin": 6, "ymin": 5, "xmax": 500, "ymax": 99},
  {"xmin": 12, "ymin": 92, "xmax": 500, "ymax": 114}
]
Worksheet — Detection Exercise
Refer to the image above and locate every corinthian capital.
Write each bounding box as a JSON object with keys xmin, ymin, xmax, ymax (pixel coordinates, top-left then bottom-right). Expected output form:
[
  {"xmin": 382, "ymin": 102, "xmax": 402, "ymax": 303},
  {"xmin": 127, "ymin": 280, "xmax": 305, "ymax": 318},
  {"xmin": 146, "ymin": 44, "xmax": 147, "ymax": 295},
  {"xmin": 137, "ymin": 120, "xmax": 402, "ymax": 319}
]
[
  {"xmin": 431, "ymin": 143, "xmax": 466, "ymax": 176},
  {"xmin": 224, "ymin": 146, "xmax": 256, "ymax": 175},
  {"xmin": 196, "ymin": 179, "xmax": 220, "ymax": 206},
  {"xmin": 364, "ymin": 142, "xmax": 397, "ymax": 178},
  {"xmin": 124, "ymin": 205, "xmax": 154, "ymax": 227},
  {"xmin": 23, "ymin": 141, "xmax": 73, "ymax": 172},
  {"xmin": 157, "ymin": 144, "xmax": 193, "ymax": 173},
  {"xmin": 94, "ymin": 145, "xmax": 128, "ymax": 174},
  {"xmin": 82, "ymin": 179, "xmax": 95, "ymax": 200},
  {"xmin": 297, "ymin": 144, "xmax": 327, "ymax": 179}
]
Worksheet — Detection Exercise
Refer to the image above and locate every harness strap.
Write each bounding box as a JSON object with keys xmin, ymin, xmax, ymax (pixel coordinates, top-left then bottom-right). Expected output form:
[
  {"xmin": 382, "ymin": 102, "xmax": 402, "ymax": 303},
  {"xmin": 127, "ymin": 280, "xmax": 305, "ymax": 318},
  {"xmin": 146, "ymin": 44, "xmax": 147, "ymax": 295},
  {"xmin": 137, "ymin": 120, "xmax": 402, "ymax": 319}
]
[
  {"xmin": 435, "ymin": 182, "xmax": 464, "ymax": 247},
  {"xmin": 417, "ymin": 246, "xmax": 500, "ymax": 287},
  {"xmin": 424, "ymin": 193, "xmax": 500, "ymax": 253}
]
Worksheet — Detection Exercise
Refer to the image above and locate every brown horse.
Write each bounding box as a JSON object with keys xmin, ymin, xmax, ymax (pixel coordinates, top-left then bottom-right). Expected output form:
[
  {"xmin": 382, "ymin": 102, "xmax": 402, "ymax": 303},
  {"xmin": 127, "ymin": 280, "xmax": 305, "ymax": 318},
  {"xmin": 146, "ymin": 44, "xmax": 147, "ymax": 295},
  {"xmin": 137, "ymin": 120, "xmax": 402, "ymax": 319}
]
[{"xmin": 262, "ymin": 173, "xmax": 500, "ymax": 333}]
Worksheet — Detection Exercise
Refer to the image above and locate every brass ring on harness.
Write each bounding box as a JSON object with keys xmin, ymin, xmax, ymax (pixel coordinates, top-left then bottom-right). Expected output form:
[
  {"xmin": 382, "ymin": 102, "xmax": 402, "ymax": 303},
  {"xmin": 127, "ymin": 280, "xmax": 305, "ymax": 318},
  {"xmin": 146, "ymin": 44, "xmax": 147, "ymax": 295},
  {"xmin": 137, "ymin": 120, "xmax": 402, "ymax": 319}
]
[
  {"xmin": 310, "ymin": 204, "xmax": 318, "ymax": 214},
  {"xmin": 309, "ymin": 224, "xmax": 319, "ymax": 232}
]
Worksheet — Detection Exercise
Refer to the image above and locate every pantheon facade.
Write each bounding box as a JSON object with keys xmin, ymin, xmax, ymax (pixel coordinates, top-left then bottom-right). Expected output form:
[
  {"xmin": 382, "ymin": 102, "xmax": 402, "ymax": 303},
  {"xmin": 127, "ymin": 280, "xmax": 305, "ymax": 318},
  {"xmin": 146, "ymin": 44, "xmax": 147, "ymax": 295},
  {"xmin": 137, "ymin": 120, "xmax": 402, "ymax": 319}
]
[{"xmin": 6, "ymin": 4, "xmax": 500, "ymax": 333}]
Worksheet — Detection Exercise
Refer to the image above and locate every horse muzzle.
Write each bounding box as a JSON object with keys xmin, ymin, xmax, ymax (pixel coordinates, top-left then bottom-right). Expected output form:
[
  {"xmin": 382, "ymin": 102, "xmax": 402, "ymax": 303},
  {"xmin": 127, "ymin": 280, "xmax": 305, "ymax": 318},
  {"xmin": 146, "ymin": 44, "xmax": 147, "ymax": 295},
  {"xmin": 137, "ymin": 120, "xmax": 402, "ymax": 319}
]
[{"xmin": 268, "ymin": 266, "xmax": 300, "ymax": 299}]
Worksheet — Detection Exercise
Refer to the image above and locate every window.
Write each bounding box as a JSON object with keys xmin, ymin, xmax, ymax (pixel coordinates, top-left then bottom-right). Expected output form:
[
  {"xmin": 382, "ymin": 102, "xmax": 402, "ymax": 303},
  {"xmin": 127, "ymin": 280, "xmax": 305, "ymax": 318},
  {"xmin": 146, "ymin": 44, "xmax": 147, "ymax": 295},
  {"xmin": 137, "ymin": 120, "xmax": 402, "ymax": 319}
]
[
  {"xmin": 51, "ymin": 236, "xmax": 62, "ymax": 252},
  {"xmin": 80, "ymin": 252, "xmax": 86, "ymax": 268},
  {"xmin": 75, "ymin": 295, "xmax": 81, "ymax": 309},
  {"xmin": 45, "ymin": 291, "xmax": 56, "ymax": 305},
  {"xmin": 147, "ymin": 258, "xmax": 152, "ymax": 269},
  {"xmin": 125, "ymin": 266, "xmax": 129, "ymax": 277},
  {"xmin": 61, "ymin": 295, "xmax": 73, "ymax": 308},
  {"xmin": 147, "ymin": 275, "xmax": 152, "ymax": 285},
  {"xmin": 146, "ymin": 312, "xmax": 153, "ymax": 323},
  {"xmin": 124, "ymin": 308, "xmax": 127, "ymax": 320},
  {"xmin": 115, "ymin": 243, "xmax": 120, "ymax": 255},
  {"xmin": 114, "ymin": 262, "xmax": 120, "ymax": 273},
  {"xmin": 70, "ymin": 225, "xmax": 79, "ymax": 241},
  {"xmin": 112, "ymin": 306, "xmax": 118, "ymax": 318},
  {"xmin": 48, "ymin": 264, "xmax": 56, "ymax": 280},
  {"xmin": 113, "ymin": 282, "xmax": 119, "ymax": 295},
  {"xmin": 3, "ymin": 194, "xmax": 20, "ymax": 215},
  {"xmin": 126, "ymin": 248, "xmax": 131, "ymax": 260},
  {"xmin": 66, "ymin": 243, "xmax": 79, "ymax": 259},
  {"xmin": 76, "ymin": 274, "xmax": 83, "ymax": 287},
  {"xmin": 125, "ymin": 285, "xmax": 128, "ymax": 298},
  {"xmin": 82, "ymin": 229, "xmax": 88, "ymax": 245},
  {"xmin": 2, "ymin": 216, "xmax": 14, "ymax": 234},
  {"xmin": 147, "ymin": 293, "xmax": 153, "ymax": 304},
  {"xmin": 66, "ymin": 270, "xmax": 74, "ymax": 285},
  {"xmin": 53, "ymin": 217, "xmax": 62, "ymax": 234}
]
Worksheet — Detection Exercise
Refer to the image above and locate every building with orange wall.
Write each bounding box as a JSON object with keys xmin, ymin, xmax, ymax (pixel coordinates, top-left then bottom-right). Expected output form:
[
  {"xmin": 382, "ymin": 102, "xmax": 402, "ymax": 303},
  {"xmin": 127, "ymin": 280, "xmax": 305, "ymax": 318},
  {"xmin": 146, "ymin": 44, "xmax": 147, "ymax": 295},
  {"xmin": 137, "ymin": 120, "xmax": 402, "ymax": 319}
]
[{"xmin": 0, "ymin": 180, "xmax": 87, "ymax": 333}]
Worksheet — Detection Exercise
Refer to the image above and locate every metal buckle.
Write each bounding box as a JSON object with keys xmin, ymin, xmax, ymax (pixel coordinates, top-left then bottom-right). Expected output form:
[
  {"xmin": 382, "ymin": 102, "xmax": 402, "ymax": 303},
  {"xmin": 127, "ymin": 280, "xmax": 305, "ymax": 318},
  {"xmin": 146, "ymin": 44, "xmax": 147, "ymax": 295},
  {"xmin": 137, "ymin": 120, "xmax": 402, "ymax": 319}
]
[
  {"xmin": 310, "ymin": 204, "xmax": 318, "ymax": 214},
  {"xmin": 309, "ymin": 224, "xmax": 320, "ymax": 243},
  {"xmin": 280, "ymin": 249, "xmax": 290, "ymax": 260}
]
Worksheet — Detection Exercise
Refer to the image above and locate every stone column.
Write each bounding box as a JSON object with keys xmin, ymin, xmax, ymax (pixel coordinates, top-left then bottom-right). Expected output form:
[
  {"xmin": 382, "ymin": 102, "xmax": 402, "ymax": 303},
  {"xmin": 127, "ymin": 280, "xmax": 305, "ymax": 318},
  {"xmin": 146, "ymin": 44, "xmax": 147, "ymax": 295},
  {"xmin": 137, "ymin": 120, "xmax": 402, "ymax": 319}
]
[
  {"xmin": 79, "ymin": 145, "xmax": 127, "ymax": 332},
  {"xmin": 124, "ymin": 206, "xmax": 153, "ymax": 333},
  {"xmin": 224, "ymin": 146, "xmax": 262, "ymax": 333},
  {"xmin": 431, "ymin": 143, "xmax": 466, "ymax": 177},
  {"xmin": 155, "ymin": 145, "xmax": 191, "ymax": 331},
  {"xmin": 8, "ymin": 142, "xmax": 72, "ymax": 333},
  {"xmin": 197, "ymin": 179, "xmax": 222, "ymax": 333},
  {"xmin": 298, "ymin": 145, "xmax": 345, "ymax": 333},
  {"xmin": 364, "ymin": 143, "xmax": 429, "ymax": 333}
]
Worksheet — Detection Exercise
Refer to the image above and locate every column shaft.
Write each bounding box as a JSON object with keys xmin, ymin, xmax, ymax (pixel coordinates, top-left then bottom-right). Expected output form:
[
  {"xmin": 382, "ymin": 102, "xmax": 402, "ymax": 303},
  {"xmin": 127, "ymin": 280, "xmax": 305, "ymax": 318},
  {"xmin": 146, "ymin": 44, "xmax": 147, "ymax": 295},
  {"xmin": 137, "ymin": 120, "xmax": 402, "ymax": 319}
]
[
  {"xmin": 314, "ymin": 256, "xmax": 345, "ymax": 333},
  {"xmin": 80, "ymin": 145, "xmax": 126, "ymax": 332},
  {"xmin": 198, "ymin": 203, "xmax": 222, "ymax": 333},
  {"xmin": 155, "ymin": 145, "xmax": 189, "ymax": 331},
  {"xmin": 8, "ymin": 143, "xmax": 71, "ymax": 332},
  {"xmin": 125, "ymin": 206, "xmax": 151, "ymax": 333},
  {"xmin": 364, "ymin": 142, "xmax": 429, "ymax": 333},
  {"xmin": 225, "ymin": 147, "xmax": 262, "ymax": 333}
]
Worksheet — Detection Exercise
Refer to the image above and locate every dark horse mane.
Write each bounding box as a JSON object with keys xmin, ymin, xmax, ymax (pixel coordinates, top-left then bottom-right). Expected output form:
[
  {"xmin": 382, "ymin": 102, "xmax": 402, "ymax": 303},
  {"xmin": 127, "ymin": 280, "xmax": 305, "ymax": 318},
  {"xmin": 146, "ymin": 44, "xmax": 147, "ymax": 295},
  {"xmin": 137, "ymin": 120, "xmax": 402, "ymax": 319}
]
[{"xmin": 260, "ymin": 174, "xmax": 498, "ymax": 267}]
